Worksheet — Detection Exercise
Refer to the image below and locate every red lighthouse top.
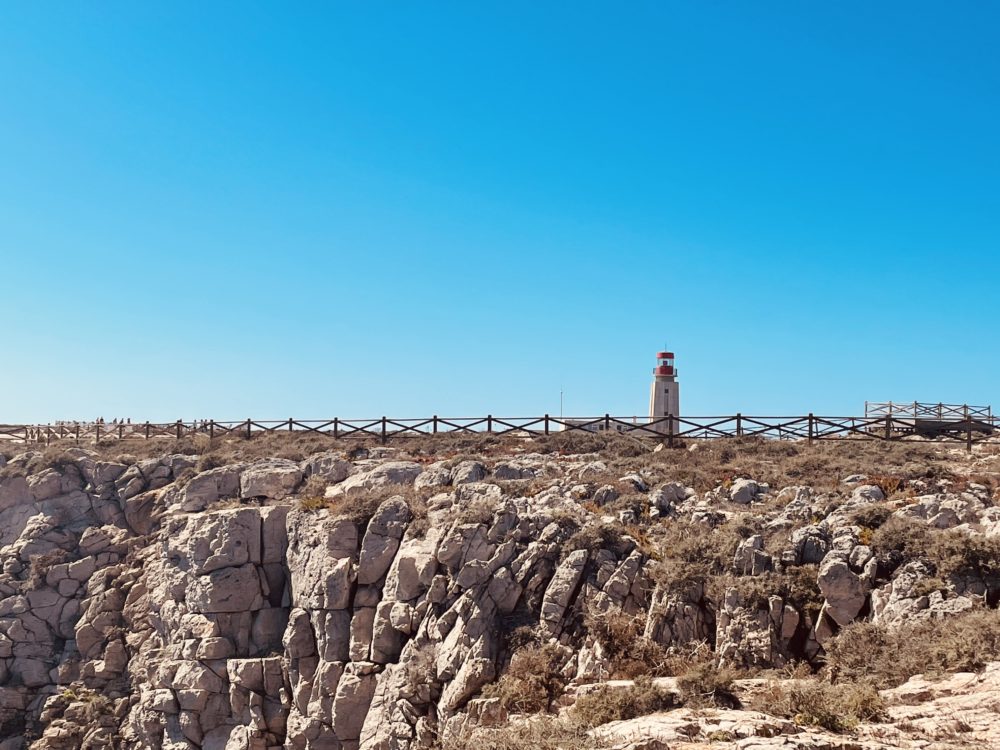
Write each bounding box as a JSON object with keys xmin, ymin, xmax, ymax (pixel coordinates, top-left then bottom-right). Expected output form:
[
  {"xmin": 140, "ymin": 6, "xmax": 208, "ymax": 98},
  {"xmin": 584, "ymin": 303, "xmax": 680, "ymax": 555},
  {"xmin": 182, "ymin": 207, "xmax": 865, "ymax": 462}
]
[{"xmin": 654, "ymin": 350, "xmax": 676, "ymax": 377}]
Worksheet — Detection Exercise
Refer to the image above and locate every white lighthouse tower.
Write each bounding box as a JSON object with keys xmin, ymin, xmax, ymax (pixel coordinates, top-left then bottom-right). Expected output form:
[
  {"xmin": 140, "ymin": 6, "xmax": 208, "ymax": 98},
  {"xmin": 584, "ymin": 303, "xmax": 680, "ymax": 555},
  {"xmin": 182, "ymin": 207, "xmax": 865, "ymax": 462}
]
[{"xmin": 649, "ymin": 349, "xmax": 680, "ymax": 433}]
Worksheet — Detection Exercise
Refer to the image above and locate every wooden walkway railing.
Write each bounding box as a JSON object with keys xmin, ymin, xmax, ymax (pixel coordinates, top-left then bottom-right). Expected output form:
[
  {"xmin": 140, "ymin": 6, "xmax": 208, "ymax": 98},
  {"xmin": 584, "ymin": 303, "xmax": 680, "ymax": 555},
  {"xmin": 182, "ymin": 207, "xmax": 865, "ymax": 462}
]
[
  {"xmin": 1, "ymin": 414, "xmax": 997, "ymax": 450},
  {"xmin": 865, "ymin": 401, "xmax": 992, "ymax": 421}
]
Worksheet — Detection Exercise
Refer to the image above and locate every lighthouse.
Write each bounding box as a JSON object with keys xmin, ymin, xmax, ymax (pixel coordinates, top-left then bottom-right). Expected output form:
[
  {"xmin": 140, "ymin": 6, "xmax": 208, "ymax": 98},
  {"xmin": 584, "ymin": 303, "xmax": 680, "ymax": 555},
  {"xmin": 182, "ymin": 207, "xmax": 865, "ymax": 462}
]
[{"xmin": 649, "ymin": 350, "xmax": 680, "ymax": 433}]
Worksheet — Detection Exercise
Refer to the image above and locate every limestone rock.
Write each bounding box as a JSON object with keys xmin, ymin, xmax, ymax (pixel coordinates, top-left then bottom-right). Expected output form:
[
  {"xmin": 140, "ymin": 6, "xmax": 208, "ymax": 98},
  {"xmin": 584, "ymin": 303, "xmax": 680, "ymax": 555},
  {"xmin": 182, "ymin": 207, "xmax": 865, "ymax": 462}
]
[
  {"xmin": 817, "ymin": 553, "xmax": 868, "ymax": 627},
  {"xmin": 240, "ymin": 459, "xmax": 302, "ymax": 499},
  {"xmin": 331, "ymin": 461, "xmax": 423, "ymax": 498}
]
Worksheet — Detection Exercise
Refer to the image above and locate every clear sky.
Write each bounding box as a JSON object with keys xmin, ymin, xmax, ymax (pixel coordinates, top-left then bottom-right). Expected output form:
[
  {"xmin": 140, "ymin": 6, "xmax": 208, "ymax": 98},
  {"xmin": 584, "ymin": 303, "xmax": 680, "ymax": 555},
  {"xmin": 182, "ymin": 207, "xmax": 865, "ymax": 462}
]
[{"xmin": 2, "ymin": 3, "xmax": 998, "ymax": 423}]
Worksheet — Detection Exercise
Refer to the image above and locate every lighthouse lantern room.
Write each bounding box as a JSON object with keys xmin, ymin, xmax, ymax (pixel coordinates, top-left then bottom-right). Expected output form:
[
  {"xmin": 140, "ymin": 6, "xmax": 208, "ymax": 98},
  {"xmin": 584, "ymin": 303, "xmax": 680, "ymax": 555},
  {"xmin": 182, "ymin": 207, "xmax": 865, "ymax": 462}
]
[{"xmin": 649, "ymin": 349, "xmax": 680, "ymax": 433}]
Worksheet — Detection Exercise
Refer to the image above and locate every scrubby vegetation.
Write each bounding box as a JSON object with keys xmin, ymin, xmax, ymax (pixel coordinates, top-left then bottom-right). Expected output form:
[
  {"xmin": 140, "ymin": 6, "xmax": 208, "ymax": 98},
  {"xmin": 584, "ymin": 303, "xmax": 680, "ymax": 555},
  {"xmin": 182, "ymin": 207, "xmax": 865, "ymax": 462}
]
[
  {"xmin": 827, "ymin": 609, "xmax": 1000, "ymax": 688},
  {"xmin": 482, "ymin": 644, "xmax": 568, "ymax": 713},
  {"xmin": 572, "ymin": 675, "xmax": 676, "ymax": 726},
  {"xmin": 754, "ymin": 679, "xmax": 884, "ymax": 732}
]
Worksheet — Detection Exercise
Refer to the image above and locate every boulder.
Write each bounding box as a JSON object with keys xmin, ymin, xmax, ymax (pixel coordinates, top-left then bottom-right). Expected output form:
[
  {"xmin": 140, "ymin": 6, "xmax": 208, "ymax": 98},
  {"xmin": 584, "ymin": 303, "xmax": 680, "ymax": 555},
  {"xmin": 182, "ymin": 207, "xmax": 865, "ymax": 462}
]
[
  {"xmin": 286, "ymin": 510, "xmax": 358, "ymax": 610},
  {"xmin": 729, "ymin": 479, "xmax": 760, "ymax": 505},
  {"xmin": 331, "ymin": 461, "xmax": 423, "ymax": 497},
  {"xmin": 166, "ymin": 508, "xmax": 263, "ymax": 575},
  {"xmin": 357, "ymin": 499, "xmax": 413, "ymax": 585},
  {"xmin": 541, "ymin": 550, "xmax": 588, "ymax": 634},
  {"xmin": 451, "ymin": 461, "xmax": 487, "ymax": 485},
  {"xmin": 180, "ymin": 465, "xmax": 243, "ymax": 512},
  {"xmin": 185, "ymin": 564, "xmax": 264, "ymax": 614},
  {"xmin": 817, "ymin": 554, "xmax": 869, "ymax": 627},
  {"xmin": 240, "ymin": 459, "xmax": 302, "ymax": 499},
  {"xmin": 302, "ymin": 452, "xmax": 352, "ymax": 483}
]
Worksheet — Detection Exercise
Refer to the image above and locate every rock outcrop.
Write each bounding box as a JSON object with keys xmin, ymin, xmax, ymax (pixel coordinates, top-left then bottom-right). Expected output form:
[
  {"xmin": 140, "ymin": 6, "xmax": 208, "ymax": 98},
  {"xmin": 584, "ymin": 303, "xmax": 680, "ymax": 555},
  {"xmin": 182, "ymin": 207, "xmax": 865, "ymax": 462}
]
[{"xmin": 0, "ymin": 440, "xmax": 995, "ymax": 750}]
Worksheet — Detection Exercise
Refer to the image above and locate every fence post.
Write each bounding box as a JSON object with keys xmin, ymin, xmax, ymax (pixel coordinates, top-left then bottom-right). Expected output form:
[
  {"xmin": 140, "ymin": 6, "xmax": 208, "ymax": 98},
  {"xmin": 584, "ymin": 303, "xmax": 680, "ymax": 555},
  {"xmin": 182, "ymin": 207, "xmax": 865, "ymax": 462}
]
[
  {"xmin": 333, "ymin": 418, "xmax": 339, "ymax": 439},
  {"xmin": 544, "ymin": 414, "xmax": 550, "ymax": 435},
  {"xmin": 75, "ymin": 423, "xmax": 80, "ymax": 441},
  {"xmin": 432, "ymin": 416, "xmax": 438, "ymax": 434},
  {"xmin": 487, "ymin": 415, "xmax": 493, "ymax": 434},
  {"xmin": 667, "ymin": 414, "xmax": 674, "ymax": 448},
  {"xmin": 604, "ymin": 413, "xmax": 611, "ymax": 431},
  {"xmin": 289, "ymin": 418, "xmax": 294, "ymax": 432},
  {"xmin": 736, "ymin": 413, "xmax": 743, "ymax": 437},
  {"xmin": 884, "ymin": 414, "xmax": 891, "ymax": 441},
  {"xmin": 968, "ymin": 420, "xmax": 974, "ymax": 452},
  {"xmin": 808, "ymin": 413, "xmax": 814, "ymax": 444},
  {"xmin": 176, "ymin": 421, "xmax": 182, "ymax": 439},
  {"xmin": 381, "ymin": 417, "xmax": 387, "ymax": 444},
  {"xmin": 246, "ymin": 419, "xmax": 252, "ymax": 439},
  {"xmin": 209, "ymin": 420, "xmax": 215, "ymax": 440}
]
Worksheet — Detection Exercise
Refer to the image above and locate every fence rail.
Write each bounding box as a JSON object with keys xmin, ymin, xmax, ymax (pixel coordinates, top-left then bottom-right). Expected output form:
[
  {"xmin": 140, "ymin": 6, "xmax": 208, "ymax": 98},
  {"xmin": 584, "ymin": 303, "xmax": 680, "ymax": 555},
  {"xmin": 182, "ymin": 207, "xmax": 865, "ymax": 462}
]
[
  {"xmin": 2, "ymin": 413, "xmax": 998, "ymax": 451},
  {"xmin": 865, "ymin": 401, "xmax": 992, "ymax": 420}
]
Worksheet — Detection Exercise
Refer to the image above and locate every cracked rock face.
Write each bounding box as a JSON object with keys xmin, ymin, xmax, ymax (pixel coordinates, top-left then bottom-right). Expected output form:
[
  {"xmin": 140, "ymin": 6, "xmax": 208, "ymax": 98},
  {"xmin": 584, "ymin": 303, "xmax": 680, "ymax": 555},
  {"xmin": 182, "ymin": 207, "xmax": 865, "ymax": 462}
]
[{"xmin": 0, "ymin": 442, "xmax": 996, "ymax": 750}]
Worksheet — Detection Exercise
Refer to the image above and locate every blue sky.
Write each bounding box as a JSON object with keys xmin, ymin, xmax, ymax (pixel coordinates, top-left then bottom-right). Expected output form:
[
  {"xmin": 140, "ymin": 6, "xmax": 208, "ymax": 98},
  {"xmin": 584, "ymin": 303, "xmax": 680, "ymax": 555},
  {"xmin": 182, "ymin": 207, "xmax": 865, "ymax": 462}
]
[{"xmin": 1, "ymin": 3, "xmax": 998, "ymax": 423}]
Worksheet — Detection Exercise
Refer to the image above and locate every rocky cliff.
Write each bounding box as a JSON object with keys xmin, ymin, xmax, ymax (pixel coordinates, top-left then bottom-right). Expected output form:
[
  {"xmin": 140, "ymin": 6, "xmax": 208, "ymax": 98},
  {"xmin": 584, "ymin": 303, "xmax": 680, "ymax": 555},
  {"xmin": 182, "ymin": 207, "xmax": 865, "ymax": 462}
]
[{"xmin": 0, "ymin": 436, "xmax": 997, "ymax": 750}]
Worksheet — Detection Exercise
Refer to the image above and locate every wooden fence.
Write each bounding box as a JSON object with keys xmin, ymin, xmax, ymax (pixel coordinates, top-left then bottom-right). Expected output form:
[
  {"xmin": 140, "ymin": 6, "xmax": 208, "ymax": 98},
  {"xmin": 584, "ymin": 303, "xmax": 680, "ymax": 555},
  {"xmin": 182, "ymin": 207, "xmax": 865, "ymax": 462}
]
[
  {"xmin": 2, "ymin": 413, "xmax": 998, "ymax": 450},
  {"xmin": 865, "ymin": 401, "xmax": 992, "ymax": 421}
]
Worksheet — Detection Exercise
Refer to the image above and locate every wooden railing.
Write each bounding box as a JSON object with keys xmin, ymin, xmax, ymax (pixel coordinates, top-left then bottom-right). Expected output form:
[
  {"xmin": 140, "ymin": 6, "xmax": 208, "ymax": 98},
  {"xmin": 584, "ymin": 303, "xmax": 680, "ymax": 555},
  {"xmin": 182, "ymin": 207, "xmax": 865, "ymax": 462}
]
[
  {"xmin": 2, "ymin": 413, "xmax": 997, "ymax": 450},
  {"xmin": 865, "ymin": 401, "xmax": 992, "ymax": 420}
]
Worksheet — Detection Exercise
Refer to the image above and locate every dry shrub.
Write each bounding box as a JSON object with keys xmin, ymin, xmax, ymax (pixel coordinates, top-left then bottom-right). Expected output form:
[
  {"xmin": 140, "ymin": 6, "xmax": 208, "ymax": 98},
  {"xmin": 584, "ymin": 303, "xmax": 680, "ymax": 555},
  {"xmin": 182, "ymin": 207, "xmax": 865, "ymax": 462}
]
[
  {"xmin": 676, "ymin": 661, "xmax": 740, "ymax": 708},
  {"xmin": 324, "ymin": 484, "xmax": 432, "ymax": 531},
  {"xmin": 0, "ymin": 448, "xmax": 78, "ymax": 478},
  {"xmin": 710, "ymin": 568, "xmax": 823, "ymax": 616},
  {"xmin": 296, "ymin": 474, "xmax": 332, "ymax": 512},
  {"xmin": 584, "ymin": 610, "xmax": 669, "ymax": 678},
  {"xmin": 827, "ymin": 609, "xmax": 1000, "ymax": 688},
  {"xmin": 849, "ymin": 504, "xmax": 893, "ymax": 530},
  {"xmin": 870, "ymin": 474, "xmax": 904, "ymax": 498},
  {"xmin": 298, "ymin": 474, "xmax": 329, "ymax": 499},
  {"xmin": 196, "ymin": 453, "xmax": 227, "ymax": 472},
  {"xmin": 755, "ymin": 680, "xmax": 884, "ymax": 731},
  {"xmin": 869, "ymin": 517, "xmax": 932, "ymax": 562},
  {"xmin": 454, "ymin": 496, "xmax": 496, "ymax": 526},
  {"xmin": 27, "ymin": 549, "xmax": 70, "ymax": 589},
  {"xmin": 441, "ymin": 716, "xmax": 598, "ymax": 750},
  {"xmin": 926, "ymin": 533, "xmax": 1000, "ymax": 582},
  {"xmin": 572, "ymin": 675, "xmax": 676, "ymax": 727},
  {"xmin": 482, "ymin": 644, "xmax": 567, "ymax": 713},
  {"xmin": 871, "ymin": 519, "xmax": 1000, "ymax": 583},
  {"xmin": 297, "ymin": 495, "xmax": 328, "ymax": 512},
  {"xmin": 650, "ymin": 521, "xmax": 746, "ymax": 594},
  {"xmin": 564, "ymin": 521, "xmax": 634, "ymax": 559}
]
